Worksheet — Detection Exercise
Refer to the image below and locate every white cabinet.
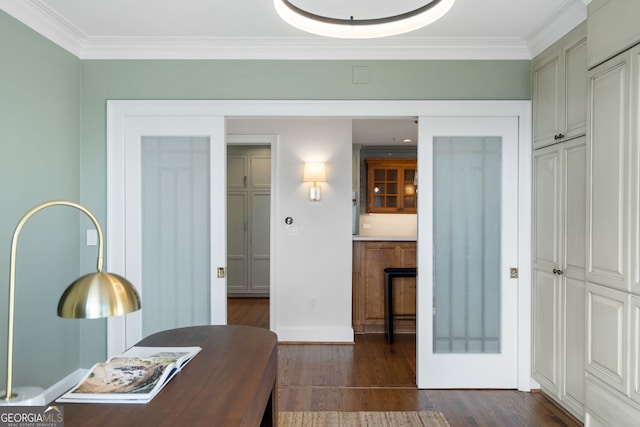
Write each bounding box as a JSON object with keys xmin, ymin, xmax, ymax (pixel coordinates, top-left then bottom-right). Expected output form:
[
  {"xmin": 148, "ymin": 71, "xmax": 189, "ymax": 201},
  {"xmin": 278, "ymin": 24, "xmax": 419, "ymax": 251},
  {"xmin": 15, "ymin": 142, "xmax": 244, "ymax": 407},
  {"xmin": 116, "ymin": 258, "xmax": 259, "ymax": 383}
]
[
  {"xmin": 532, "ymin": 138, "xmax": 586, "ymax": 420},
  {"xmin": 587, "ymin": 0, "xmax": 640, "ymax": 69},
  {"xmin": 583, "ymin": 44, "xmax": 640, "ymax": 427},
  {"xmin": 632, "ymin": 296, "xmax": 640, "ymax": 405},
  {"xmin": 533, "ymin": 23, "xmax": 587, "ymax": 149},
  {"xmin": 227, "ymin": 145, "xmax": 271, "ymax": 296},
  {"xmin": 586, "ymin": 48, "xmax": 632, "ymax": 292}
]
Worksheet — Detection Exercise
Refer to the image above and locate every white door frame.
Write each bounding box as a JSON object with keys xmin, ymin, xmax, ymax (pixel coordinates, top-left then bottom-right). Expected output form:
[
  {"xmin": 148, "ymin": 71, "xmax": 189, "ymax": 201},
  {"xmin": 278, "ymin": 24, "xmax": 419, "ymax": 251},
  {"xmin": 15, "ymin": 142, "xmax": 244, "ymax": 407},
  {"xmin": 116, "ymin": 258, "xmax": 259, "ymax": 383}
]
[
  {"xmin": 226, "ymin": 134, "xmax": 278, "ymax": 302},
  {"xmin": 106, "ymin": 100, "xmax": 532, "ymax": 391}
]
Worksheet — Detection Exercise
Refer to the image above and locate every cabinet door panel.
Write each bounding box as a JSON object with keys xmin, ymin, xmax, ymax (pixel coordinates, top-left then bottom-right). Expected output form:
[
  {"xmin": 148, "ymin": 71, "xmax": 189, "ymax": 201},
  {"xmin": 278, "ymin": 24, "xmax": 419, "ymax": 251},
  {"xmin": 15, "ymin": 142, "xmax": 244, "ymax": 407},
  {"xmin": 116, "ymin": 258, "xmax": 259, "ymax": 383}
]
[
  {"xmin": 632, "ymin": 47, "xmax": 640, "ymax": 295},
  {"xmin": 563, "ymin": 277, "xmax": 586, "ymax": 412},
  {"xmin": 366, "ymin": 159, "xmax": 417, "ymax": 213},
  {"xmin": 586, "ymin": 283, "xmax": 628, "ymax": 394},
  {"xmin": 587, "ymin": 0, "xmax": 640, "ymax": 68},
  {"xmin": 227, "ymin": 192, "xmax": 248, "ymax": 293},
  {"xmin": 587, "ymin": 53, "xmax": 630, "ymax": 290},
  {"xmin": 533, "ymin": 146, "xmax": 561, "ymax": 269},
  {"xmin": 533, "ymin": 53, "xmax": 562, "ymax": 148},
  {"xmin": 227, "ymin": 155, "xmax": 247, "ymax": 188},
  {"xmin": 363, "ymin": 246, "xmax": 396, "ymax": 321},
  {"xmin": 250, "ymin": 154, "xmax": 271, "ymax": 188},
  {"xmin": 532, "ymin": 268, "xmax": 561, "ymax": 394},
  {"xmin": 250, "ymin": 192, "xmax": 271, "ymax": 292},
  {"xmin": 395, "ymin": 246, "xmax": 417, "ymax": 316},
  {"xmin": 564, "ymin": 138, "xmax": 587, "ymax": 275},
  {"xmin": 632, "ymin": 296, "xmax": 640, "ymax": 405},
  {"xmin": 565, "ymin": 37, "xmax": 588, "ymax": 139}
]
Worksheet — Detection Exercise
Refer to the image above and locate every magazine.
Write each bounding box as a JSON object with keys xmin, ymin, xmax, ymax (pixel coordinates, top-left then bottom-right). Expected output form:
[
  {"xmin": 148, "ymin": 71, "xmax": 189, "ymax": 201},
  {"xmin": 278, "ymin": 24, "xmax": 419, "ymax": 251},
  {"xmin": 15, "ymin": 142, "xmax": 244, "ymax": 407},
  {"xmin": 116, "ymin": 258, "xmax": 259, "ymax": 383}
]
[{"xmin": 56, "ymin": 346, "xmax": 202, "ymax": 404}]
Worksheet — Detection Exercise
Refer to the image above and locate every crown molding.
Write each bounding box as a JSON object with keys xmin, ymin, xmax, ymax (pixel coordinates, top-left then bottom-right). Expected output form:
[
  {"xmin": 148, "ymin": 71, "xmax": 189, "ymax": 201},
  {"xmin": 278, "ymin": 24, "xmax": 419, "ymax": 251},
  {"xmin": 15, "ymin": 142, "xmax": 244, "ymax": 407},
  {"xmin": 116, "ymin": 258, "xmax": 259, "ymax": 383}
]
[
  {"xmin": 525, "ymin": 0, "xmax": 587, "ymax": 58},
  {"xmin": 78, "ymin": 36, "xmax": 532, "ymax": 60},
  {"xmin": 0, "ymin": 0, "xmax": 85, "ymax": 56},
  {"xmin": 2, "ymin": 0, "xmax": 584, "ymax": 61}
]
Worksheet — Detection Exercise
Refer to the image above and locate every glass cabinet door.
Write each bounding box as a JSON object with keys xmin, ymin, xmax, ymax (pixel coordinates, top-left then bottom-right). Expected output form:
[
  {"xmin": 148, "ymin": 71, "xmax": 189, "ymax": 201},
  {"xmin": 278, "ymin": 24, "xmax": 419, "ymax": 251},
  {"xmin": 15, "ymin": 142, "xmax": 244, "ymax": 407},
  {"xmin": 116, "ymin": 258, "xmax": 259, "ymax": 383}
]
[{"xmin": 366, "ymin": 158, "xmax": 417, "ymax": 213}]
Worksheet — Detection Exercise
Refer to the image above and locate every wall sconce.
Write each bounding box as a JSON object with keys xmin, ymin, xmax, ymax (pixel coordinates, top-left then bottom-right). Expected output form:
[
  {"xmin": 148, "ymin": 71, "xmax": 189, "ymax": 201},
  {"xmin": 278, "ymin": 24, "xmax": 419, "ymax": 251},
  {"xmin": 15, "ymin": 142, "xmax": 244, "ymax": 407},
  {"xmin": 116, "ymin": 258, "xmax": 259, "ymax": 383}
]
[
  {"xmin": 1, "ymin": 200, "xmax": 141, "ymax": 405},
  {"xmin": 303, "ymin": 162, "xmax": 327, "ymax": 201}
]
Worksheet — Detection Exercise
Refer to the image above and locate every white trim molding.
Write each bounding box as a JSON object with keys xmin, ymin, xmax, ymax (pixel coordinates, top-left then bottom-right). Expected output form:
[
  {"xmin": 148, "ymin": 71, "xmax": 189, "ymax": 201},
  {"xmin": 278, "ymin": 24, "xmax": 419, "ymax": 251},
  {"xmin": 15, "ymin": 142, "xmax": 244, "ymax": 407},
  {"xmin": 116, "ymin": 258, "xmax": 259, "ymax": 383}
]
[
  {"xmin": 2, "ymin": 0, "xmax": 585, "ymax": 60},
  {"xmin": 526, "ymin": 0, "xmax": 587, "ymax": 58}
]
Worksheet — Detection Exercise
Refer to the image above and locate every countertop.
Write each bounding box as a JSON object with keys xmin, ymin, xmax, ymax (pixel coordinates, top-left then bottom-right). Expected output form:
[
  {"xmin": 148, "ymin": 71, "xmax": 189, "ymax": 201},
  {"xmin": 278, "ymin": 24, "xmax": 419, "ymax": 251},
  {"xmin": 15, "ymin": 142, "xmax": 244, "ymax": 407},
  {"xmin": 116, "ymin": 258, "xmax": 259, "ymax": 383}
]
[{"xmin": 353, "ymin": 236, "xmax": 417, "ymax": 241}]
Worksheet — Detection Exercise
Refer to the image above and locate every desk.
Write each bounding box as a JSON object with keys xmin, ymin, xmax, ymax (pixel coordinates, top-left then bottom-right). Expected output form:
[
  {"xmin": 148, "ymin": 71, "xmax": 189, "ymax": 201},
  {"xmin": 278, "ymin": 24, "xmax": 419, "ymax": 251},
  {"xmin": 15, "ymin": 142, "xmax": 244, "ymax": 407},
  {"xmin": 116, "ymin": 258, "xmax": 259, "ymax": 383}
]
[
  {"xmin": 59, "ymin": 325, "xmax": 277, "ymax": 427},
  {"xmin": 384, "ymin": 267, "xmax": 417, "ymax": 344}
]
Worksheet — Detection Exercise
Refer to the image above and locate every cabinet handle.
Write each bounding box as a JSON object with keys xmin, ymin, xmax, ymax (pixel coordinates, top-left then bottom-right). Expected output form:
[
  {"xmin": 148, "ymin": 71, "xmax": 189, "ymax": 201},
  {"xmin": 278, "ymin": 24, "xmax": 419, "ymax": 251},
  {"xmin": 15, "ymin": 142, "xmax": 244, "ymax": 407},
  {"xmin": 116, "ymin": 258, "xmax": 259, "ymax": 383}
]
[
  {"xmin": 552, "ymin": 268, "xmax": 564, "ymax": 275},
  {"xmin": 554, "ymin": 133, "xmax": 565, "ymax": 140}
]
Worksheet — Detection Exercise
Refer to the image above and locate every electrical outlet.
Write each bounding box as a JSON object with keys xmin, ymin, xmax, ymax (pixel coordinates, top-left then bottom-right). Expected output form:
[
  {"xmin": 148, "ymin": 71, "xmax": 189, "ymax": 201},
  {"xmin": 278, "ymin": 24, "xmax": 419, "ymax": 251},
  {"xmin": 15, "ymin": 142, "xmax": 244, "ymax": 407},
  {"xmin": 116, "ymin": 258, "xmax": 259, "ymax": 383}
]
[
  {"xmin": 362, "ymin": 223, "xmax": 371, "ymax": 229},
  {"xmin": 310, "ymin": 297, "xmax": 317, "ymax": 309}
]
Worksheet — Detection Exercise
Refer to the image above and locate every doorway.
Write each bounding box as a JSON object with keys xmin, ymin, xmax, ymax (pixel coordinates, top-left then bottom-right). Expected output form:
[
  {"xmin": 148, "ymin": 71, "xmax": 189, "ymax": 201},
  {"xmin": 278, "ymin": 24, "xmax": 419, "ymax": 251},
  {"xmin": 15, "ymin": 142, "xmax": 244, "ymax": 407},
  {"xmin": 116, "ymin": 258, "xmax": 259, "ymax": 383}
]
[
  {"xmin": 226, "ymin": 137, "xmax": 273, "ymax": 328},
  {"xmin": 226, "ymin": 144, "xmax": 272, "ymax": 297},
  {"xmin": 106, "ymin": 100, "xmax": 532, "ymax": 391}
]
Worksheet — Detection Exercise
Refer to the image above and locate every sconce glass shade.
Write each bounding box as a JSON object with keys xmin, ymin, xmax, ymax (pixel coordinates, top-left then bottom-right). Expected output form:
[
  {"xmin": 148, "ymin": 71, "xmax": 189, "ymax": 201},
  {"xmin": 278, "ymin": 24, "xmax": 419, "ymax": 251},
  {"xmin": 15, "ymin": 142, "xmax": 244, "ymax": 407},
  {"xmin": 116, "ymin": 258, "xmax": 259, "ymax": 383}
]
[
  {"xmin": 58, "ymin": 272, "xmax": 141, "ymax": 319},
  {"xmin": 303, "ymin": 162, "xmax": 326, "ymax": 201}
]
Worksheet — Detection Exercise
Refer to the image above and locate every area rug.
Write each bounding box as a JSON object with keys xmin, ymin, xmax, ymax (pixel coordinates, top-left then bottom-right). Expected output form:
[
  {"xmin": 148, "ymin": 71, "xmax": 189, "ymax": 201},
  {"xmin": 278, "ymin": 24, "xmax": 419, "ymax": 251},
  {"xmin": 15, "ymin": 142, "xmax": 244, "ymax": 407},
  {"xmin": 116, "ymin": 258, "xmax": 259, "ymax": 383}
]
[{"xmin": 279, "ymin": 411, "xmax": 450, "ymax": 427}]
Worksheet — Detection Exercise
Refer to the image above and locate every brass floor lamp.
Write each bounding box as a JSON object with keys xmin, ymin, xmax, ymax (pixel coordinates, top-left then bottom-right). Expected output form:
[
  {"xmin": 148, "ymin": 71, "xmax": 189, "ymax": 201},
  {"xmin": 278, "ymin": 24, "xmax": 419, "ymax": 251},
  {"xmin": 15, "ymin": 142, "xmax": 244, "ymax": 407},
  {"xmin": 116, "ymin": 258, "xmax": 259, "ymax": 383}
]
[{"xmin": 0, "ymin": 200, "xmax": 141, "ymax": 405}]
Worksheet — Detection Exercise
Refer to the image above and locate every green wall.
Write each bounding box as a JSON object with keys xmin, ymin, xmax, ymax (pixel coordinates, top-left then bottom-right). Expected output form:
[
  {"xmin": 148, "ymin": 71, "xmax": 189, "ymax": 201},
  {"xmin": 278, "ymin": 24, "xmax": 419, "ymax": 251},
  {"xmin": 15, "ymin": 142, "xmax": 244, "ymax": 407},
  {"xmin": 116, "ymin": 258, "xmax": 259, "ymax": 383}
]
[
  {"xmin": 79, "ymin": 58, "xmax": 531, "ymax": 253},
  {"xmin": 1, "ymin": 8, "xmax": 533, "ymax": 391},
  {"xmin": 0, "ymin": 11, "xmax": 82, "ymax": 390},
  {"xmin": 78, "ymin": 58, "xmax": 530, "ymax": 363}
]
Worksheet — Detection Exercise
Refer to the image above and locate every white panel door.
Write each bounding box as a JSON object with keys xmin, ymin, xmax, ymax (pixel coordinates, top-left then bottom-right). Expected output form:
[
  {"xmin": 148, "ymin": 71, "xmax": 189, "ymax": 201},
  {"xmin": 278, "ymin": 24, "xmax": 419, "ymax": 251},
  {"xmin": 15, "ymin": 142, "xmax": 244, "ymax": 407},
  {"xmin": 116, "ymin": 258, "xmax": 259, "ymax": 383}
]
[
  {"xmin": 108, "ymin": 116, "xmax": 226, "ymax": 353},
  {"xmin": 418, "ymin": 116, "xmax": 519, "ymax": 388}
]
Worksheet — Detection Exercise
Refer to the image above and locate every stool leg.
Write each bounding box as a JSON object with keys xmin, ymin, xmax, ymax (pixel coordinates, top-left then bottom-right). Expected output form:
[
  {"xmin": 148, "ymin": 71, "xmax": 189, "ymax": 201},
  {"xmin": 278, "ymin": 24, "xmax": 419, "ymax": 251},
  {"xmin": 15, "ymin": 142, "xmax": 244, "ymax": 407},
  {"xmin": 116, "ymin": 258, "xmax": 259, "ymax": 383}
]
[{"xmin": 385, "ymin": 273, "xmax": 394, "ymax": 344}]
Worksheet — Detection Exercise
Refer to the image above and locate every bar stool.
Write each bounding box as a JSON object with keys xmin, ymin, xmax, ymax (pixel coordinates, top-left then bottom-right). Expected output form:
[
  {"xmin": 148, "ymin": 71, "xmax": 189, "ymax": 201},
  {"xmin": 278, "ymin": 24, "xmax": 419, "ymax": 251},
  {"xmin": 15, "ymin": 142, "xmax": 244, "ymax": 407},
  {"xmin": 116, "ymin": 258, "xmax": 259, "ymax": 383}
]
[{"xmin": 384, "ymin": 267, "xmax": 417, "ymax": 344}]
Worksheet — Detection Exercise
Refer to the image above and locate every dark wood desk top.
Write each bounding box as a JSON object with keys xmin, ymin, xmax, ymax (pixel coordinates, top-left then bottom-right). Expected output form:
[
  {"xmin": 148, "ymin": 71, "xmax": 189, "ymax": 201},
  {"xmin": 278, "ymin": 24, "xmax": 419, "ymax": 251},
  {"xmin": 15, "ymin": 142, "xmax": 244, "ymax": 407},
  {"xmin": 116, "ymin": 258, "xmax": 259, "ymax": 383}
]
[{"xmin": 59, "ymin": 325, "xmax": 278, "ymax": 427}]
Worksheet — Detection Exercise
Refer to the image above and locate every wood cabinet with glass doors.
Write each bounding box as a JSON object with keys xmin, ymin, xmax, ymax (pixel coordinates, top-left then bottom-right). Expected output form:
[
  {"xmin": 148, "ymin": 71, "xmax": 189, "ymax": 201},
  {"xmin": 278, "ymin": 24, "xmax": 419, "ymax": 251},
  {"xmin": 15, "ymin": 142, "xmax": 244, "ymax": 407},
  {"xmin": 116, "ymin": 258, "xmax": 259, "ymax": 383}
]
[{"xmin": 366, "ymin": 158, "xmax": 417, "ymax": 213}]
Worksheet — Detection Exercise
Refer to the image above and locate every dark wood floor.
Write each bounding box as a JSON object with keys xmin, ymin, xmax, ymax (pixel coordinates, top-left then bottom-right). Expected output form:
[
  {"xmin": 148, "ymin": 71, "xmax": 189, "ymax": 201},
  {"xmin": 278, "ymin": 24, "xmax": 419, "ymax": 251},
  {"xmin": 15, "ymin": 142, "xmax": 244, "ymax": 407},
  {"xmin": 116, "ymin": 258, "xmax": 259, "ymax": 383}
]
[{"xmin": 228, "ymin": 297, "xmax": 582, "ymax": 427}]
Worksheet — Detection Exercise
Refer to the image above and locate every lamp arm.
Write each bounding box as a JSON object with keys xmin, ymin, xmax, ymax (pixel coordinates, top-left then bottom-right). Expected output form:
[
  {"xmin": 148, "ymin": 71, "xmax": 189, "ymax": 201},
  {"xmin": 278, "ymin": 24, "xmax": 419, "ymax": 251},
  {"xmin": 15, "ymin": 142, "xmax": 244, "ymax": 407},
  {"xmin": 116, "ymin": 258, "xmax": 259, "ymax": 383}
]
[{"xmin": 4, "ymin": 200, "xmax": 104, "ymax": 401}]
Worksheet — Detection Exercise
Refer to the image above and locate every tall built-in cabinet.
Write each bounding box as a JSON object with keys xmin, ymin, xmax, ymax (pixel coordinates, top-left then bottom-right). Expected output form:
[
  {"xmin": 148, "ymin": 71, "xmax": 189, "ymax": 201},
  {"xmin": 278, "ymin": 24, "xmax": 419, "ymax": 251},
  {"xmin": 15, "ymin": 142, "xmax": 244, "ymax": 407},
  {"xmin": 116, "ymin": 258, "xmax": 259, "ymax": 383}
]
[
  {"xmin": 532, "ymin": 0, "xmax": 640, "ymax": 425},
  {"xmin": 532, "ymin": 137, "xmax": 587, "ymax": 419},
  {"xmin": 583, "ymin": 40, "xmax": 640, "ymax": 427},
  {"xmin": 531, "ymin": 22, "xmax": 587, "ymax": 422},
  {"xmin": 227, "ymin": 146, "xmax": 271, "ymax": 296}
]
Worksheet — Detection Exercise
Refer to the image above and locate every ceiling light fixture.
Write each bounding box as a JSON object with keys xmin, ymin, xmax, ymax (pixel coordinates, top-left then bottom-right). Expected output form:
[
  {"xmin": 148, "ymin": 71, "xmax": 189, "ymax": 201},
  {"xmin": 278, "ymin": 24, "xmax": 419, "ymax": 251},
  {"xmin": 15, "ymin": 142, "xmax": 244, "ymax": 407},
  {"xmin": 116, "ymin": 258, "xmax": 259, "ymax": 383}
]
[{"xmin": 274, "ymin": 0, "xmax": 456, "ymax": 39}]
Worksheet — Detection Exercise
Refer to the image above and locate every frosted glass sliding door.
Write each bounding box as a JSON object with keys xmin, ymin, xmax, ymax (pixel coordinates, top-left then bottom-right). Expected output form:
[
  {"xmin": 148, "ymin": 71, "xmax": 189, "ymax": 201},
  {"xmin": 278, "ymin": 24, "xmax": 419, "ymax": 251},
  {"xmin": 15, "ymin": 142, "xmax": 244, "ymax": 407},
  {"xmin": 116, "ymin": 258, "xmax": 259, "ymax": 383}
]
[
  {"xmin": 433, "ymin": 136, "xmax": 502, "ymax": 354},
  {"xmin": 419, "ymin": 116, "xmax": 518, "ymax": 389}
]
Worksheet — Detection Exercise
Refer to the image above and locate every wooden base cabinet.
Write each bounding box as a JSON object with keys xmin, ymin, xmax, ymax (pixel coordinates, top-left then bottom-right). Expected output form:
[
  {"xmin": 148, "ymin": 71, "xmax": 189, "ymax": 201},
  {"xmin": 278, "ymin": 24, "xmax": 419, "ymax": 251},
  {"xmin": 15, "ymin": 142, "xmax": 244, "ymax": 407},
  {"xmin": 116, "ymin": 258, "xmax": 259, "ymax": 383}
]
[{"xmin": 352, "ymin": 240, "xmax": 416, "ymax": 334}]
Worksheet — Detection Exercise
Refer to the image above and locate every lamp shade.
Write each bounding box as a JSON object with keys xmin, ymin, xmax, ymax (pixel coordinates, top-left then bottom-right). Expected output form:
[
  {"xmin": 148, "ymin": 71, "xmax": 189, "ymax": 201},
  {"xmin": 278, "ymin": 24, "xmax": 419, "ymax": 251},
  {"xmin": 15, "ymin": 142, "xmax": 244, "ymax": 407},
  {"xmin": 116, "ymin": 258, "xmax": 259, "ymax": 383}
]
[
  {"xmin": 303, "ymin": 162, "xmax": 327, "ymax": 182},
  {"xmin": 58, "ymin": 272, "xmax": 141, "ymax": 319}
]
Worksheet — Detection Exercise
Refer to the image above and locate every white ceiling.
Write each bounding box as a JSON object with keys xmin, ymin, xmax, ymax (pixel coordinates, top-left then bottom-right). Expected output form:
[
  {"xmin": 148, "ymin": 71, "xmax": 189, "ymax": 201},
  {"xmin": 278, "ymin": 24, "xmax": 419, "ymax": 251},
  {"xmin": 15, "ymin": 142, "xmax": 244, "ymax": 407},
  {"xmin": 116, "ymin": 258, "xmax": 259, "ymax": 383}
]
[
  {"xmin": 1, "ymin": 0, "xmax": 589, "ymax": 60},
  {"xmin": 1, "ymin": 0, "xmax": 590, "ymax": 144}
]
